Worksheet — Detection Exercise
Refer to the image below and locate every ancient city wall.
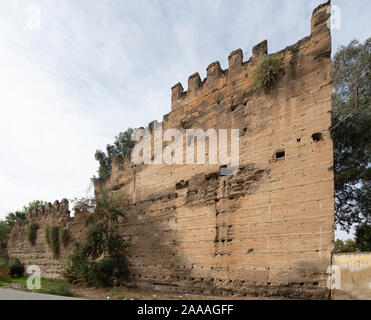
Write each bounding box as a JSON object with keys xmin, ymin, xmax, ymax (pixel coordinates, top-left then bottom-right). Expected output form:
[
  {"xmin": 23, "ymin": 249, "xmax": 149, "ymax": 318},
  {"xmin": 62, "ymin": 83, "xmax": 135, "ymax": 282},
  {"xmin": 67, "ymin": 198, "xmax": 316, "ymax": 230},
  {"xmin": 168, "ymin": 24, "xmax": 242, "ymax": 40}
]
[
  {"xmin": 7, "ymin": 2, "xmax": 334, "ymax": 299},
  {"xmin": 7, "ymin": 200, "xmax": 89, "ymax": 278}
]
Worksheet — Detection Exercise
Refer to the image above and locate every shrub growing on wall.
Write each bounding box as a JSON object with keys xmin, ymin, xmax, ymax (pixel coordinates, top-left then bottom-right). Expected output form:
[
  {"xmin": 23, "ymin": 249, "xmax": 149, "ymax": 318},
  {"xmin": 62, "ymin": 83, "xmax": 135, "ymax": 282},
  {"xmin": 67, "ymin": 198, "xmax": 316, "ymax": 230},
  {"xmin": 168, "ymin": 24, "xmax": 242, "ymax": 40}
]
[
  {"xmin": 9, "ymin": 258, "xmax": 24, "ymax": 278},
  {"xmin": 0, "ymin": 259, "xmax": 10, "ymax": 281},
  {"xmin": 45, "ymin": 226, "xmax": 61, "ymax": 258},
  {"xmin": 252, "ymin": 54, "xmax": 281, "ymax": 90},
  {"xmin": 26, "ymin": 222, "xmax": 39, "ymax": 246},
  {"xmin": 60, "ymin": 228, "xmax": 70, "ymax": 248},
  {"xmin": 64, "ymin": 190, "xmax": 129, "ymax": 287},
  {"xmin": 45, "ymin": 227, "xmax": 51, "ymax": 246},
  {"xmin": 93, "ymin": 128, "xmax": 135, "ymax": 182}
]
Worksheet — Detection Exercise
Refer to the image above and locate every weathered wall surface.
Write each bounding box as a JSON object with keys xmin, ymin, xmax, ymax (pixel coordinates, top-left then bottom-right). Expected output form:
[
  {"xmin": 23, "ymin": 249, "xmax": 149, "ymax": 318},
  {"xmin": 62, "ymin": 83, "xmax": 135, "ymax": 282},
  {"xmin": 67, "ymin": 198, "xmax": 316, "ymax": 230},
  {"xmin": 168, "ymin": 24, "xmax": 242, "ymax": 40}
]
[
  {"xmin": 7, "ymin": 2, "xmax": 334, "ymax": 299},
  {"xmin": 332, "ymin": 253, "xmax": 371, "ymax": 300},
  {"xmin": 7, "ymin": 200, "xmax": 88, "ymax": 278},
  {"xmin": 101, "ymin": 2, "xmax": 334, "ymax": 299}
]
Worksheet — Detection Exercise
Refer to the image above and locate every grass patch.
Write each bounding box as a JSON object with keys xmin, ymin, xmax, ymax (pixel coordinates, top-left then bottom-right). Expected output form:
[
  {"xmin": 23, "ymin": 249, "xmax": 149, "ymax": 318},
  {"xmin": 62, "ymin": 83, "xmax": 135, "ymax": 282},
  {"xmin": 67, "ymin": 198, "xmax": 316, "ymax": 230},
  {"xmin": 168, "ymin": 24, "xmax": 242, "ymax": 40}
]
[{"xmin": 0, "ymin": 276, "xmax": 75, "ymax": 297}]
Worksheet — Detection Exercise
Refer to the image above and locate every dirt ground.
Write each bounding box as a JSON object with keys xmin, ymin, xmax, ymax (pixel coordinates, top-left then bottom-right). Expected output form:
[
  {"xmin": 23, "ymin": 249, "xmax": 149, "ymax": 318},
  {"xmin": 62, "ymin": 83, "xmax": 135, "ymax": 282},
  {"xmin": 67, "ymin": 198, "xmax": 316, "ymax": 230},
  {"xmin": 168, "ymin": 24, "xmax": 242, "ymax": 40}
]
[{"xmin": 71, "ymin": 286, "xmax": 285, "ymax": 300}]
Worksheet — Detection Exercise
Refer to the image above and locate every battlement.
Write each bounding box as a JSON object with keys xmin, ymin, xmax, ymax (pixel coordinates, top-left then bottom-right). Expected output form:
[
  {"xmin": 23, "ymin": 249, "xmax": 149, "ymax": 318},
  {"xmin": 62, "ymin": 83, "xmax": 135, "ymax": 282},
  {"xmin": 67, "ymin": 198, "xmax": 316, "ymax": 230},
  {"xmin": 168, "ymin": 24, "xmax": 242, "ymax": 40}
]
[
  {"xmin": 170, "ymin": 41, "xmax": 267, "ymax": 112},
  {"xmin": 27, "ymin": 199, "xmax": 70, "ymax": 219},
  {"xmin": 168, "ymin": 1, "xmax": 330, "ymax": 114}
]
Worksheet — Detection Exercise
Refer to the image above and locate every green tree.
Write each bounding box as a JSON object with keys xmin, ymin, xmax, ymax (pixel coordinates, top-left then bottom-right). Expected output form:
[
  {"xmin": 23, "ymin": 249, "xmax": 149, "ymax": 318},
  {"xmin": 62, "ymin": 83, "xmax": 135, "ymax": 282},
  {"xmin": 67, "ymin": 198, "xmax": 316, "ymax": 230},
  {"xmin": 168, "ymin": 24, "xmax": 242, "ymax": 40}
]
[
  {"xmin": 5, "ymin": 211, "xmax": 26, "ymax": 227},
  {"xmin": 332, "ymin": 38, "xmax": 371, "ymax": 232},
  {"xmin": 5, "ymin": 200, "xmax": 46, "ymax": 227},
  {"xmin": 355, "ymin": 224, "xmax": 371, "ymax": 252},
  {"xmin": 64, "ymin": 190, "xmax": 128, "ymax": 287},
  {"xmin": 94, "ymin": 128, "xmax": 135, "ymax": 181},
  {"xmin": 0, "ymin": 221, "xmax": 11, "ymax": 243},
  {"xmin": 334, "ymin": 239, "xmax": 357, "ymax": 253}
]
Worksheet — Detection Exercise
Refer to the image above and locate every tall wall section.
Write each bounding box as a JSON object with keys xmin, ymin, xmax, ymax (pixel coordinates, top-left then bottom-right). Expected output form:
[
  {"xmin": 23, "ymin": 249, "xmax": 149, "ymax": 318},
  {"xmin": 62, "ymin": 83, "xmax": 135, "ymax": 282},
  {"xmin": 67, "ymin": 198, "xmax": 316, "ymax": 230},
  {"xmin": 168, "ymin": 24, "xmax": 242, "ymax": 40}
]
[
  {"xmin": 7, "ymin": 2, "xmax": 334, "ymax": 299},
  {"xmin": 100, "ymin": 1, "xmax": 334, "ymax": 299}
]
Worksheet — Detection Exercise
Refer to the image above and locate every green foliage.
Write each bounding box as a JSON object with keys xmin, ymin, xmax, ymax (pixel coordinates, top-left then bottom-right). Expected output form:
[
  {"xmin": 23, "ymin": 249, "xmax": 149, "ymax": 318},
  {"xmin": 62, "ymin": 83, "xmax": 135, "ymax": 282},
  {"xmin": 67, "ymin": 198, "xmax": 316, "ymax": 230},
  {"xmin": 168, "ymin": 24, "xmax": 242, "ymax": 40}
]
[
  {"xmin": 332, "ymin": 38, "xmax": 371, "ymax": 231},
  {"xmin": 5, "ymin": 200, "xmax": 46, "ymax": 227},
  {"xmin": 64, "ymin": 190, "xmax": 129, "ymax": 287},
  {"xmin": 9, "ymin": 259, "xmax": 24, "ymax": 278},
  {"xmin": 252, "ymin": 54, "xmax": 281, "ymax": 90},
  {"xmin": 0, "ymin": 259, "xmax": 8, "ymax": 268},
  {"xmin": 0, "ymin": 221, "xmax": 11, "ymax": 243},
  {"xmin": 5, "ymin": 211, "xmax": 26, "ymax": 227},
  {"xmin": 94, "ymin": 128, "xmax": 135, "ymax": 181},
  {"xmin": 355, "ymin": 224, "xmax": 371, "ymax": 252},
  {"xmin": 335, "ymin": 224, "xmax": 371, "ymax": 253},
  {"xmin": 26, "ymin": 222, "xmax": 39, "ymax": 246},
  {"xmin": 334, "ymin": 239, "xmax": 357, "ymax": 253},
  {"xmin": 63, "ymin": 242, "xmax": 89, "ymax": 283},
  {"xmin": 86, "ymin": 257, "xmax": 128, "ymax": 287},
  {"xmin": 59, "ymin": 228, "xmax": 70, "ymax": 247},
  {"xmin": 23, "ymin": 200, "xmax": 47, "ymax": 212},
  {"xmin": 0, "ymin": 276, "xmax": 74, "ymax": 297},
  {"xmin": 43, "ymin": 283, "xmax": 74, "ymax": 297},
  {"xmin": 45, "ymin": 226, "xmax": 60, "ymax": 258}
]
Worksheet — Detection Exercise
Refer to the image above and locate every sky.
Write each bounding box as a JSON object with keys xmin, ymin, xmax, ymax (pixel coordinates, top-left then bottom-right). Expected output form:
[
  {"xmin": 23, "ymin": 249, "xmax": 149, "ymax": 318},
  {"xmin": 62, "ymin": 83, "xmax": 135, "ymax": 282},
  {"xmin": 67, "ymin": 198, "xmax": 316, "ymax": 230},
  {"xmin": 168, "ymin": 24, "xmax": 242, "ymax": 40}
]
[{"xmin": 0, "ymin": 0, "xmax": 370, "ymax": 240}]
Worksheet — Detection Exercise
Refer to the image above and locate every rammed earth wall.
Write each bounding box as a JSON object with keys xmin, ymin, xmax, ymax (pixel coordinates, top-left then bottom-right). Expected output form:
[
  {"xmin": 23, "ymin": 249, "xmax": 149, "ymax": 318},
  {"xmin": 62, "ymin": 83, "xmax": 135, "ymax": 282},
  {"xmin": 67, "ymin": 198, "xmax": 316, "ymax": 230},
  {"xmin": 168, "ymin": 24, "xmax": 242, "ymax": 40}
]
[{"xmin": 8, "ymin": 1, "xmax": 334, "ymax": 299}]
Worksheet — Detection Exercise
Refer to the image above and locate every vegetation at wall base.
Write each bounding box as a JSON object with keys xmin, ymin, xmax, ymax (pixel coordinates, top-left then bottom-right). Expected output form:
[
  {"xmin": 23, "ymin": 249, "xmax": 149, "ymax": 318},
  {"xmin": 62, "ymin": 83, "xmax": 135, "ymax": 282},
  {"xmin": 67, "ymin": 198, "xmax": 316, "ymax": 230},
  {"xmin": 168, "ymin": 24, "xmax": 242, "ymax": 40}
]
[
  {"xmin": 9, "ymin": 258, "xmax": 25, "ymax": 278},
  {"xmin": 0, "ymin": 258, "xmax": 25, "ymax": 279},
  {"xmin": 26, "ymin": 222, "xmax": 39, "ymax": 246},
  {"xmin": 0, "ymin": 276, "xmax": 75, "ymax": 297},
  {"xmin": 252, "ymin": 54, "xmax": 281, "ymax": 90},
  {"xmin": 64, "ymin": 190, "xmax": 129, "ymax": 287},
  {"xmin": 0, "ymin": 259, "xmax": 11, "ymax": 281}
]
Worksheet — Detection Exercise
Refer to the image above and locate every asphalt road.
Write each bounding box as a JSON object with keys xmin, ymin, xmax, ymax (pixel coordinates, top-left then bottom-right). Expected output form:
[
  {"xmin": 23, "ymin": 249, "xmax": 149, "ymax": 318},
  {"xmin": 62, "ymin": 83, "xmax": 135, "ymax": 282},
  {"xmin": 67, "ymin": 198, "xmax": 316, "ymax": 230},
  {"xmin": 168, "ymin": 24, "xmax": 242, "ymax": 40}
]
[{"xmin": 0, "ymin": 288, "xmax": 82, "ymax": 300}]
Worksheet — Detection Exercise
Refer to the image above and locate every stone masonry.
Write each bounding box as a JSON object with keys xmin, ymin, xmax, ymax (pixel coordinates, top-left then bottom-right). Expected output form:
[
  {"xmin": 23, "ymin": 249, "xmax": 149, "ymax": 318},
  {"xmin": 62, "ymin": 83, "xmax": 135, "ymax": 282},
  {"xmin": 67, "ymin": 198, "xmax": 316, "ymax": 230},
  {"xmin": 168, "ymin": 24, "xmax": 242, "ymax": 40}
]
[{"xmin": 7, "ymin": 1, "xmax": 334, "ymax": 299}]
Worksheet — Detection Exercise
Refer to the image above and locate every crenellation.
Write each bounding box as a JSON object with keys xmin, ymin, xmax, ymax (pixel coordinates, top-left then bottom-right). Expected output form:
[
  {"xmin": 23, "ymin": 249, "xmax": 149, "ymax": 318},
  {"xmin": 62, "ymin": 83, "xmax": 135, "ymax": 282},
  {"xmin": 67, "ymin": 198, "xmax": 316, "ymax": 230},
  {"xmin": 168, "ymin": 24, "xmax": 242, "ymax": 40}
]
[
  {"xmin": 171, "ymin": 82, "xmax": 184, "ymax": 108},
  {"xmin": 53, "ymin": 200, "xmax": 60, "ymax": 211},
  {"xmin": 187, "ymin": 72, "xmax": 202, "ymax": 96},
  {"xmin": 162, "ymin": 113, "xmax": 170, "ymax": 127},
  {"xmin": 38, "ymin": 205, "xmax": 45, "ymax": 216},
  {"xmin": 311, "ymin": 0, "xmax": 331, "ymax": 36},
  {"xmin": 60, "ymin": 198, "xmax": 69, "ymax": 213},
  {"xmin": 45, "ymin": 202, "xmax": 53, "ymax": 214},
  {"xmin": 148, "ymin": 120, "xmax": 161, "ymax": 133},
  {"xmin": 228, "ymin": 48, "xmax": 243, "ymax": 69},
  {"xmin": 206, "ymin": 61, "xmax": 222, "ymax": 82},
  {"xmin": 252, "ymin": 40, "xmax": 268, "ymax": 59}
]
